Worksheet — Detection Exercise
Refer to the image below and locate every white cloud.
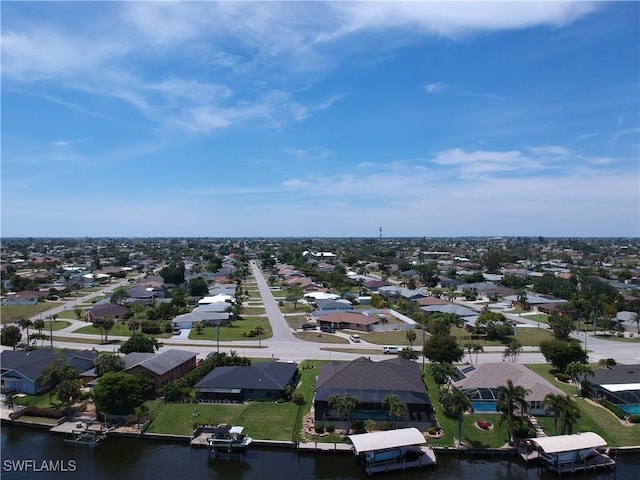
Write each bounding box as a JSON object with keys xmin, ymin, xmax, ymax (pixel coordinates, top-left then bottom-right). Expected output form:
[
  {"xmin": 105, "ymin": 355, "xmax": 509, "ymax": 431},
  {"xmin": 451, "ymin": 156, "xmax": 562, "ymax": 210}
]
[{"xmin": 424, "ymin": 82, "xmax": 447, "ymax": 94}]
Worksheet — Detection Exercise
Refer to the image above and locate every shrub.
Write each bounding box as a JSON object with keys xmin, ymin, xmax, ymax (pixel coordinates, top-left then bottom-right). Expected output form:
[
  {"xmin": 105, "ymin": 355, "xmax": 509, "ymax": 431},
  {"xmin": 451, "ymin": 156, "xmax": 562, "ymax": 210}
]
[
  {"xmin": 379, "ymin": 421, "xmax": 392, "ymax": 431},
  {"xmin": 427, "ymin": 426, "xmax": 439, "ymax": 435},
  {"xmin": 627, "ymin": 415, "xmax": 640, "ymax": 424},
  {"xmin": 324, "ymin": 421, "xmax": 335, "ymax": 433},
  {"xmin": 598, "ymin": 399, "xmax": 627, "ymax": 419},
  {"xmin": 291, "ymin": 390, "xmax": 305, "ymax": 405},
  {"xmin": 23, "ymin": 407, "xmax": 65, "ymax": 419},
  {"xmin": 314, "ymin": 422, "xmax": 325, "ymax": 434},
  {"xmin": 556, "ymin": 373, "xmax": 571, "ymax": 383}
]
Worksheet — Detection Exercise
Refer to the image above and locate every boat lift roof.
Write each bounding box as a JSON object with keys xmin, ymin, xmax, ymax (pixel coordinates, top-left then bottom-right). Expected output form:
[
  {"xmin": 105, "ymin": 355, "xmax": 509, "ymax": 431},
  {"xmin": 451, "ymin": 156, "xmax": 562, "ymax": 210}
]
[
  {"xmin": 348, "ymin": 428, "xmax": 425, "ymax": 455},
  {"xmin": 529, "ymin": 432, "xmax": 607, "ymax": 454},
  {"xmin": 229, "ymin": 426, "xmax": 244, "ymax": 434}
]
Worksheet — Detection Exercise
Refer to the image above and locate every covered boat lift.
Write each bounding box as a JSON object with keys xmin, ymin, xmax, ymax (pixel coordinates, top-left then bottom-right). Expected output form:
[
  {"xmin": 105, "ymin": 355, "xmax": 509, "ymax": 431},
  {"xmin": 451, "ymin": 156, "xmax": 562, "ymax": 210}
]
[
  {"xmin": 521, "ymin": 432, "xmax": 615, "ymax": 475},
  {"xmin": 348, "ymin": 427, "xmax": 436, "ymax": 475}
]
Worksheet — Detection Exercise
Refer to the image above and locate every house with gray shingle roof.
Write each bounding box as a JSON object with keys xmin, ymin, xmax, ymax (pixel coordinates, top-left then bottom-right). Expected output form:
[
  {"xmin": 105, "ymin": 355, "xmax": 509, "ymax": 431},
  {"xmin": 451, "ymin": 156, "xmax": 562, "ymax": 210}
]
[
  {"xmin": 195, "ymin": 362, "xmax": 298, "ymax": 403},
  {"xmin": 314, "ymin": 357, "xmax": 435, "ymax": 428},
  {"xmin": 1, "ymin": 348, "xmax": 97, "ymax": 395},
  {"xmin": 124, "ymin": 349, "xmax": 197, "ymax": 391}
]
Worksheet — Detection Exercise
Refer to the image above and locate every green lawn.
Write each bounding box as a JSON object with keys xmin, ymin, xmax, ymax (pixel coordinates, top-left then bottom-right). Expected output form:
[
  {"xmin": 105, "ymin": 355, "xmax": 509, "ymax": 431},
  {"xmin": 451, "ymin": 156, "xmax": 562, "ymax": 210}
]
[
  {"xmin": 451, "ymin": 325, "xmax": 556, "ymax": 347},
  {"xmin": 43, "ymin": 320, "xmax": 71, "ymax": 331},
  {"xmin": 189, "ymin": 320, "xmax": 272, "ymax": 341},
  {"xmin": 73, "ymin": 323, "xmax": 172, "ymax": 339},
  {"xmin": 294, "ymin": 332, "xmax": 350, "ymax": 344},
  {"xmin": 0, "ymin": 303, "xmax": 64, "ymax": 324},
  {"xmin": 422, "ymin": 369, "xmax": 510, "ymax": 448},
  {"xmin": 147, "ymin": 362, "xmax": 322, "ymax": 441},
  {"xmin": 242, "ymin": 307, "xmax": 266, "ymax": 315}
]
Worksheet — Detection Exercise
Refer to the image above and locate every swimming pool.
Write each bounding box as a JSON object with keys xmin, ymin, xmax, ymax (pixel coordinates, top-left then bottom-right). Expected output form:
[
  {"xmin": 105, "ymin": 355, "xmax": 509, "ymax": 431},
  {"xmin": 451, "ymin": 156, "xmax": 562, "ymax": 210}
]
[
  {"xmin": 471, "ymin": 402, "xmax": 498, "ymax": 413},
  {"xmin": 620, "ymin": 404, "xmax": 640, "ymax": 416}
]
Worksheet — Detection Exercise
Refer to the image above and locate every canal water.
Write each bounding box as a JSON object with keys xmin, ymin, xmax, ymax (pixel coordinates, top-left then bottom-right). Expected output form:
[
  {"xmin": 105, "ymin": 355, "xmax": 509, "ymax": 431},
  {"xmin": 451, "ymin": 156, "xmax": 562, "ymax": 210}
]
[{"xmin": 1, "ymin": 425, "xmax": 638, "ymax": 479}]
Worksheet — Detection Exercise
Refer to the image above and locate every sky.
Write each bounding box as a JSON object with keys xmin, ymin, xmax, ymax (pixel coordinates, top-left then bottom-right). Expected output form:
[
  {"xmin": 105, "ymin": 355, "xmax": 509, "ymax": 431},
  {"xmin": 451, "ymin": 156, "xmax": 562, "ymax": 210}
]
[{"xmin": 1, "ymin": 1, "xmax": 639, "ymax": 238}]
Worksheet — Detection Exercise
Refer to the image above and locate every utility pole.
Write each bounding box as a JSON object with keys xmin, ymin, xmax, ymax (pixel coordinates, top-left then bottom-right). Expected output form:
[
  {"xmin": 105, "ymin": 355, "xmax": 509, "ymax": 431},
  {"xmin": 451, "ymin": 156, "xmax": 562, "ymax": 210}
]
[
  {"xmin": 49, "ymin": 315, "xmax": 53, "ymax": 350},
  {"xmin": 379, "ymin": 227, "xmax": 382, "ymax": 241}
]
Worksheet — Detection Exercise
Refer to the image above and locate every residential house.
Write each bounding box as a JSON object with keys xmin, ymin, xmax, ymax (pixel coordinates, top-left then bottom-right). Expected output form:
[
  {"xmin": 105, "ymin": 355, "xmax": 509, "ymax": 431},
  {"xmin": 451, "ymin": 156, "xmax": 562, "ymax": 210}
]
[
  {"xmin": 586, "ymin": 364, "xmax": 640, "ymax": 409},
  {"xmin": 195, "ymin": 361, "xmax": 299, "ymax": 403},
  {"xmin": 314, "ymin": 311, "xmax": 380, "ymax": 332},
  {"xmin": 314, "ymin": 357, "xmax": 435, "ymax": 427},
  {"xmin": 1, "ymin": 348, "xmax": 97, "ymax": 395},
  {"xmin": 84, "ymin": 303, "xmax": 130, "ymax": 322},
  {"xmin": 452, "ymin": 363, "xmax": 565, "ymax": 416},
  {"xmin": 123, "ymin": 349, "xmax": 197, "ymax": 391}
]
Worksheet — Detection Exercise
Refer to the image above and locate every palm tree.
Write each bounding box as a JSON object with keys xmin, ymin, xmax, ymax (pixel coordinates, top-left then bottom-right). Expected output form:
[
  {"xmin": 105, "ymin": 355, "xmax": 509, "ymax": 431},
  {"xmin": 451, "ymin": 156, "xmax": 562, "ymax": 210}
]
[
  {"xmin": 464, "ymin": 342, "xmax": 474, "ymax": 364},
  {"xmin": 328, "ymin": 394, "xmax": 360, "ymax": 434},
  {"xmin": 33, "ymin": 318, "xmax": 45, "ymax": 335},
  {"xmin": 565, "ymin": 362, "xmax": 594, "ymax": 395},
  {"xmin": 406, "ymin": 329, "xmax": 417, "ymax": 353},
  {"xmin": 496, "ymin": 380, "xmax": 530, "ymax": 443},
  {"xmin": 37, "ymin": 356, "xmax": 80, "ymax": 405},
  {"xmin": 472, "ymin": 344, "xmax": 484, "ymax": 364},
  {"xmin": 542, "ymin": 393, "xmax": 567, "ymax": 436},
  {"xmin": 16, "ymin": 317, "xmax": 33, "ymax": 345},
  {"xmin": 441, "ymin": 387, "xmax": 472, "ymax": 445},
  {"xmin": 94, "ymin": 354, "xmax": 126, "ymax": 377},
  {"xmin": 382, "ymin": 394, "xmax": 408, "ymax": 428},
  {"xmin": 543, "ymin": 393, "xmax": 581, "ymax": 435}
]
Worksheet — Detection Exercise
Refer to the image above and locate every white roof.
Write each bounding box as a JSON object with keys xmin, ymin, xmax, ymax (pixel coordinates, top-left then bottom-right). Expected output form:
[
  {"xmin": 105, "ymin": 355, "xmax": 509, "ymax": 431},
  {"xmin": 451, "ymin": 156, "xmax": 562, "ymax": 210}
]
[
  {"xmin": 601, "ymin": 383, "xmax": 640, "ymax": 392},
  {"xmin": 229, "ymin": 426, "xmax": 244, "ymax": 434},
  {"xmin": 530, "ymin": 432, "xmax": 606, "ymax": 454},
  {"xmin": 348, "ymin": 428, "xmax": 425, "ymax": 454},
  {"xmin": 303, "ymin": 292, "xmax": 340, "ymax": 300}
]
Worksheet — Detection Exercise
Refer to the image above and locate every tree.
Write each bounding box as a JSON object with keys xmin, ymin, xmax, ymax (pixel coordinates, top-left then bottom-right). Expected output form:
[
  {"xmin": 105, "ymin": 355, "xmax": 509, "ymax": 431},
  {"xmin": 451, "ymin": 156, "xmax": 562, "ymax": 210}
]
[
  {"xmin": 539, "ymin": 339, "xmax": 588, "ymax": 372},
  {"xmin": 548, "ymin": 313, "xmax": 575, "ymax": 340},
  {"xmin": 37, "ymin": 356, "xmax": 80, "ymax": 405},
  {"xmin": 110, "ymin": 287, "xmax": 130, "ymax": 305},
  {"xmin": 429, "ymin": 362, "xmax": 456, "ymax": 385},
  {"xmin": 94, "ymin": 354, "xmax": 126, "ymax": 377},
  {"xmin": 56, "ymin": 378, "xmax": 83, "ymax": 414},
  {"xmin": 496, "ymin": 380, "xmax": 530, "ymax": 443},
  {"xmin": 33, "ymin": 318, "xmax": 45, "ymax": 335},
  {"xmin": 285, "ymin": 285, "xmax": 304, "ymax": 309},
  {"xmin": 423, "ymin": 334, "xmax": 464, "ymax": 364},
  {"xmin": 441, "ymin": 387, "xmax": 472, "ymax": 445},
  {"xmin": 16, "ymin": 317, "xmax": 33, "ymax": 344},
  {"xmin": 474, "ymin": 308, "xmax": 512, "ymax": 340},
  {"xmin": 327, "ymin": 394, "xmax": 360, "ymax": 434},
  {"xmin": 543, "ymin": 393, "xmax": 581, "ymax": 436},
  {"xmin": 516, "ymin": 290, "xmax": 529, "ymax": 309},
  {"xmin": 564, "ymin": 362, "xmax": 594, "ymax": 395},
  {"xmin": 92, "ymin": 316, "xmax": 115, "ymax": 343},
  {"xmin": 405, "ymin": 329, "xmax": 417, "ymax": 352},
  {"xmin": 93, "ymin": 371, "xmax": 143, "ymax": 417},
  {"xmin": 472, "ymin": 344, "xmax": 484, "ymax": 364},
  {"xmin": 188, "ymin": 277, "xmax": 209, "ymax": 297},
  {"xmin": 503, "ymin": 339, "xmax": 523, "ymax": 362},
  {"xmin": 1, "ymin": 326, "xmax": 22, "ymax": 350},
  {"xmin": 382, "ymin": 394, "xmax": 408, "ymax": 428},
  {"xmin": 119, "ymin": 334, "xmax": 160, "ymax": 354}
]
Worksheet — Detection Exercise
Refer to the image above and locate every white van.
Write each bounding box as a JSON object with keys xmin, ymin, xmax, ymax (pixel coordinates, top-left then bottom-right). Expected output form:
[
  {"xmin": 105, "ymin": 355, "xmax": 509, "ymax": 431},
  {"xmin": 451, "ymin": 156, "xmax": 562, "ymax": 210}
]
[
  {"xmin": 349, "ymin": 334, "xmax": 361, "ymax": 343},
  {"xmin": 382, "ymin": 345, "xmax": 399, "ymax": 354}
]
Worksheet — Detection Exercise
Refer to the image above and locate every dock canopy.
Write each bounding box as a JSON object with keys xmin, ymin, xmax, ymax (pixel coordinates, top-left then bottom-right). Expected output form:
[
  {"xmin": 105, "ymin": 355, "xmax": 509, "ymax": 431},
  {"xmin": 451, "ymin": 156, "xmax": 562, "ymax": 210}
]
[
  {"xmin": 529, "ymin": 432, "xmax": 607, "ymax": 454},
  {"xmin": 348, "ymin": 427, "xmax": 425, "ymax": 455}
]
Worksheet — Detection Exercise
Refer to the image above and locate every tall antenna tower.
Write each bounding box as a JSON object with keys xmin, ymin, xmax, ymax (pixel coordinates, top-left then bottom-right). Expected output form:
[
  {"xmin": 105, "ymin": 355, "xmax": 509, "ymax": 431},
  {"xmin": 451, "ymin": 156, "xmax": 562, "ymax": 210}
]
[{"xmin": 379, "ymin": 227, "xmax": 382, "ymax": 240}]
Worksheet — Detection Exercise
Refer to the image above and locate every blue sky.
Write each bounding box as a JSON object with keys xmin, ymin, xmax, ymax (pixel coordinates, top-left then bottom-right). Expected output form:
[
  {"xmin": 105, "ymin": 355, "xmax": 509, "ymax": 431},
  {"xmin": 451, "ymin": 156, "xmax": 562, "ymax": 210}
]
[{"xmin": 1, "ymin": 1, "xmax": 638, "ymax": 238}]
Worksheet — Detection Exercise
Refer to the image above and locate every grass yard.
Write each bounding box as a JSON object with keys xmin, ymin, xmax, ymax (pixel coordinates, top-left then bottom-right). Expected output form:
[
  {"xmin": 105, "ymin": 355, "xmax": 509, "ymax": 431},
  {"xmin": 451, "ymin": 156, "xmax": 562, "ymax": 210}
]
[
  {"xmin": 358, "ymin": 330, "xmax": 414, "ymax": 346},
  {"xmin": 279, "ymin": 303, "xmax": 313, "ymax": 314},
  {"xmin": 451, "ymin": 325, "xmax": 556, "ymax": 347},
  {"xmin": 422, "ymin": 369, "xmax": 510, "ymax": 448},
  {"xmin": 0, "ymin": 303, "xmax": 64, "ymax": 324},
  {"xmin": 148, "ymin": 362, "xmax": 323, "ymax": 441},
  {"xmin": 73, "ymin": 323, "xmax": 172, "ymax": 339},
  {"xmin": 12, "ymin": 393, "xmax": 60, "ymax": 408},
  {"xmin": 525, "ymin": 364, "xmax": 640, "ymax": 447},
  {"xmin": 294, "ymin": 332, "xmax": 350, "ymax": 344},
  {"xmin": 188, "ymin": 320, "xmax": 272, "ymax": 341},
  {"xmin": 242, "ymin": 307, "xmax": 266, "ymax": 315}
]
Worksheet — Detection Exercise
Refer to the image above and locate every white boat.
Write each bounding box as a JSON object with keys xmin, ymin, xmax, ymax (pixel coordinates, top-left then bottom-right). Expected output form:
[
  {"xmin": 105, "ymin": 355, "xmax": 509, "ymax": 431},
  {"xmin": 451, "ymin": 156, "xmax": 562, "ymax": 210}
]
[{"xmin": 208, "ymin": 425, "xmax": 252, "ymax": 453}]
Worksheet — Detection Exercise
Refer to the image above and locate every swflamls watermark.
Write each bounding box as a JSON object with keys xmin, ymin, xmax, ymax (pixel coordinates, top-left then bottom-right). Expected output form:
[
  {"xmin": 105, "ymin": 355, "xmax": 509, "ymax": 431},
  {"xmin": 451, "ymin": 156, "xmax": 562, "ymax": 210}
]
[{"xmin": 3, "ymin": 459, "xmax": 77, "ymax": 473}]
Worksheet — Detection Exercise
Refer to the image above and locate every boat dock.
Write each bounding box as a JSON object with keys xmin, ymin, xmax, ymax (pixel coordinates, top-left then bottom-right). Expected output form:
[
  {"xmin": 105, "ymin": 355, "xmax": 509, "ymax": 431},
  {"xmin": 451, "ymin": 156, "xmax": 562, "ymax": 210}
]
[{"xmin": 51, "ymin": 421, "xmax": 114, "ymax": 448}]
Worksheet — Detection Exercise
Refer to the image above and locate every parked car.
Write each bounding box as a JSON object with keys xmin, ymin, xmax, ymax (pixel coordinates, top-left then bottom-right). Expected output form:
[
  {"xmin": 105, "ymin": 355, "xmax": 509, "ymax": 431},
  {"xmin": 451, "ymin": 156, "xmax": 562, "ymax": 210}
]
[{"xmin": 349, "ymin": 334, "xmax": 361, "ymax": 343}]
